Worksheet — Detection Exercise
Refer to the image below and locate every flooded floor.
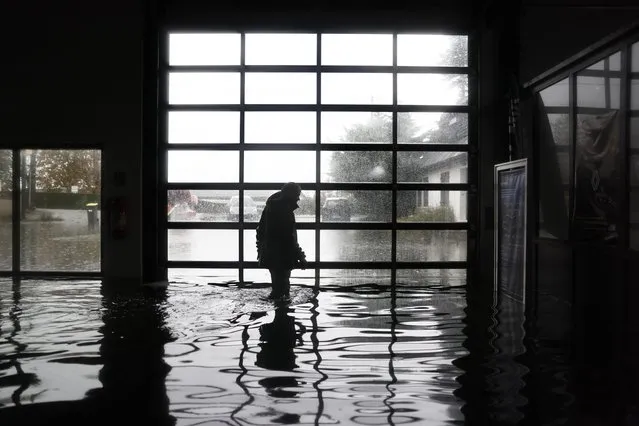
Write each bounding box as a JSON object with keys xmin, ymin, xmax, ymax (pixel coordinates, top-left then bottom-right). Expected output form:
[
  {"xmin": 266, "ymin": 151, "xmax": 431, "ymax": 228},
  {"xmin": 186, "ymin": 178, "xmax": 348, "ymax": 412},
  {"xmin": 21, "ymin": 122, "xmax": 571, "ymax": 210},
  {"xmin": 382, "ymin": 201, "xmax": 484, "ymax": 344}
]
[{"xmin": 0, "ymin": 278, "xmax": 632, "ymax": 425}]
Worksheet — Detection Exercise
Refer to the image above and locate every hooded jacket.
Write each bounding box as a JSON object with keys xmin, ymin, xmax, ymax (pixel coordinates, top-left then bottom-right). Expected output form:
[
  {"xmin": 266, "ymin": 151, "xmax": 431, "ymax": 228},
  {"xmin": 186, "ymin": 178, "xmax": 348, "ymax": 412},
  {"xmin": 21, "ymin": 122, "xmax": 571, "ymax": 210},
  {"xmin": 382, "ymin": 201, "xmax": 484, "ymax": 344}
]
[{"xmin": 256, "ymin": 190, "xmax": 306, "ymax": 269}]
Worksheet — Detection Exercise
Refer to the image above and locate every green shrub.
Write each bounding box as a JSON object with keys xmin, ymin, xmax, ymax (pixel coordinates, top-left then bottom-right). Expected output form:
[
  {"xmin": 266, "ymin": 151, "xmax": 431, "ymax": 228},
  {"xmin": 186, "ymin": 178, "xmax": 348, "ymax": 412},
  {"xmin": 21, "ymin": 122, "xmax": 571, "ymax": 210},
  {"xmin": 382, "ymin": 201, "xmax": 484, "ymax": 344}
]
[{"xmin": 399, "ymin": 204, "xmax": 456, "ymax": 222}]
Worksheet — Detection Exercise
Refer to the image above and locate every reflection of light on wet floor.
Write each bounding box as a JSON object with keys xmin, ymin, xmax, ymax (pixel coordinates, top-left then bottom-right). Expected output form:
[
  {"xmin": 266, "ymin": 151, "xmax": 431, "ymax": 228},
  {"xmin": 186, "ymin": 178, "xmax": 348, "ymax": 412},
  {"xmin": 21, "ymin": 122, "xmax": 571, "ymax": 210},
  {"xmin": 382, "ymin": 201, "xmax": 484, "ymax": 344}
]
[
  {"xmin": 161, "ymin": 283, "xmax": 469, "ymax": 424},
  {"xmin": 0, "ymin": 279, "xmax": 472, "ymax": 424}
]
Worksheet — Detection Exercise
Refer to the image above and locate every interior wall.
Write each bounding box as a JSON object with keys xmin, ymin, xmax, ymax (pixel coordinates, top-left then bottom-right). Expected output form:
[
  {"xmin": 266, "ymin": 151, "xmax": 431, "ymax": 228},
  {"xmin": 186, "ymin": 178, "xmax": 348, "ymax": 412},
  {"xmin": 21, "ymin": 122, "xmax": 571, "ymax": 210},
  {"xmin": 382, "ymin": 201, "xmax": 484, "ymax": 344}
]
[
  {"xmin": 161, "ymin": 2, "xmax": 476, "ymax": 30},
  {"xmin": 520, "ymin": 1, "xmax": 639, "ymax": 83},
  {"xmin": 0, "ymin": 1, "xmax": 145, "ymax": 281}
]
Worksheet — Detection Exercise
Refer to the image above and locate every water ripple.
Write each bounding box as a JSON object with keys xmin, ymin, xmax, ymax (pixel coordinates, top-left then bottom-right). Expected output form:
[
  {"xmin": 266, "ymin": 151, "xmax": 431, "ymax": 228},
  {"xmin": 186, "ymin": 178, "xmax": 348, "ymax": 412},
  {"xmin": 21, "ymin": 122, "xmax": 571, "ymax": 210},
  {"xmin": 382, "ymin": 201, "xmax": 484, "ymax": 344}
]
[{"xmin": 0, "ymin": 278, "xmax": 569, "ymax": 425}]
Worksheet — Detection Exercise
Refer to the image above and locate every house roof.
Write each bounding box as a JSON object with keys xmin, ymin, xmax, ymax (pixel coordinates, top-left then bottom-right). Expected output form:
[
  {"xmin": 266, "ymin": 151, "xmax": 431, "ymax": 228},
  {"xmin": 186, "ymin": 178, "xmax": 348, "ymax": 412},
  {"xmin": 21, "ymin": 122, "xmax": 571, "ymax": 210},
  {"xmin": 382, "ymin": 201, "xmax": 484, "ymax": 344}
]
[{"xmin": 419, "ymin": 139, "xmax": 468, "ymax": 169}]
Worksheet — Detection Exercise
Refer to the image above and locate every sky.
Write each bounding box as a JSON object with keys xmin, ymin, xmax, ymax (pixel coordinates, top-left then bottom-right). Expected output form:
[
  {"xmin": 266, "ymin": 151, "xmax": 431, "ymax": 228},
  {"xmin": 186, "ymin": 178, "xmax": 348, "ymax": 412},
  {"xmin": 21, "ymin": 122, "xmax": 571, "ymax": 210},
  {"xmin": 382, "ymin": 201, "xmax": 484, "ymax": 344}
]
[{"xmin": 166, "ymin": 33, "xmax": 468, "ymax": 184}]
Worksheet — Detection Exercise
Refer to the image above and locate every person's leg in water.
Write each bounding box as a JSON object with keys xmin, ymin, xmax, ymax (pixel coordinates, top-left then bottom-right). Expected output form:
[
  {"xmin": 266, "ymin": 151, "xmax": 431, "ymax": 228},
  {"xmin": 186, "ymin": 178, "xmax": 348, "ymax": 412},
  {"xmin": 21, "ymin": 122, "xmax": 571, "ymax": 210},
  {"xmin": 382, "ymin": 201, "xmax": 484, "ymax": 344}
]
[
  {"xmin": 268, "ymin": 269, "xmax": 291, "ymax": 299},
  {"xmin": 268, "ymin": 269, "xmax": 281, "ymax": 298}
]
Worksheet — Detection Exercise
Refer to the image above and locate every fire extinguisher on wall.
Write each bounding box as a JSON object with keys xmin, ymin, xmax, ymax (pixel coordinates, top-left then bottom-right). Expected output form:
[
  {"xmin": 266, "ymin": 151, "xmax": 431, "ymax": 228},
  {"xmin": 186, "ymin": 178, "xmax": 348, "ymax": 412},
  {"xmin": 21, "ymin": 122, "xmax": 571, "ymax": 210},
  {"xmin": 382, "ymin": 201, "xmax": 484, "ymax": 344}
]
[{"xmin": 109, "ymin": 197, "xmax": 127, "ymax": 239}]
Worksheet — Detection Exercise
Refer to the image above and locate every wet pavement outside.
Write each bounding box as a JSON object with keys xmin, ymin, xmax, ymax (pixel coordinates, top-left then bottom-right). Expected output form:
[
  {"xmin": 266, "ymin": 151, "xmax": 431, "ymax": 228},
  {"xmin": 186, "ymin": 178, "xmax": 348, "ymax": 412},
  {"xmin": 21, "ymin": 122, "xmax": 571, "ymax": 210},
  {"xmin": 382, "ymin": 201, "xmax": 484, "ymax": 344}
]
[
  {"xmin": 0, "ymin": 278, "xmax": 633, "ymax": 425},
  {"xmin": 0, "ymin": 209, "xmax": 100, "ymax": 272},
  {"xmin": 0, "ymin": 208, "xmax": 466, "ymax": 272}
]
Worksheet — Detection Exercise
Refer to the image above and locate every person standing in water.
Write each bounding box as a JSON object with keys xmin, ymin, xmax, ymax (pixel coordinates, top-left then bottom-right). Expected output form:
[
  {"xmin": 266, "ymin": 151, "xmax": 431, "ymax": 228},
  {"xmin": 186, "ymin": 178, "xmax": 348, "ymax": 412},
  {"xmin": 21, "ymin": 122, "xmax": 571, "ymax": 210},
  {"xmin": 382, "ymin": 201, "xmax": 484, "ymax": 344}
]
[{"xmin": 256, "ymin": 182, "xmax": 308, "ymax": 300}]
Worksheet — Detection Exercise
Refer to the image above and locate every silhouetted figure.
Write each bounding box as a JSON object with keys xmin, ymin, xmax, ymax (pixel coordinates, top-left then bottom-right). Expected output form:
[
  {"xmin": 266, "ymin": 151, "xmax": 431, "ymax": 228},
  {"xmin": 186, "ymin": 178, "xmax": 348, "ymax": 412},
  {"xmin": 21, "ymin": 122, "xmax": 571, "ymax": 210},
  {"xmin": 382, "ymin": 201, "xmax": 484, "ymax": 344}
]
[
  {"xmin": 256, "ymin": 182, "xmax": 307, "ymax": 300},
  {"xmin": 256, "ymin": 306, "xmax": 304, "ymax": 371}
]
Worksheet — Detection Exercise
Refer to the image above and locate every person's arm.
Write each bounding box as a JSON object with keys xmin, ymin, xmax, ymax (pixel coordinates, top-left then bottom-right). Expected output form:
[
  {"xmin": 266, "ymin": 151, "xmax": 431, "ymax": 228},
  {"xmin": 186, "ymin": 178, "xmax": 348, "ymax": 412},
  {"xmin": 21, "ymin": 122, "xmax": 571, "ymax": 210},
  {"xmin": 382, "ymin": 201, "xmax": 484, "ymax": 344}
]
[{"xmin": 292, "ymin": 223, "xmax": 307, "ymax": 269}]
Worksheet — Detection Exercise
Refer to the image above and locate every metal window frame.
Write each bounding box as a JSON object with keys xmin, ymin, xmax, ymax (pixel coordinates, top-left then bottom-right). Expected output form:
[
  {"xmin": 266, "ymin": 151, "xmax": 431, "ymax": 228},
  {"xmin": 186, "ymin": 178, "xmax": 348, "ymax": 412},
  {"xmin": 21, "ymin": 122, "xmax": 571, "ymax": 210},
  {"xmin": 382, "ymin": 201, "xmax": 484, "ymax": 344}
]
[
  {"xmin": 159, "ymin": 30, "xmax": 477, "ymax": 279},
  {"xmin": 528, "ymin": 34, "xmax": 639, "ymax": 248},
  {"xmin": 525, "ymin": 26, "xmax": 639, "ymax": 365}
]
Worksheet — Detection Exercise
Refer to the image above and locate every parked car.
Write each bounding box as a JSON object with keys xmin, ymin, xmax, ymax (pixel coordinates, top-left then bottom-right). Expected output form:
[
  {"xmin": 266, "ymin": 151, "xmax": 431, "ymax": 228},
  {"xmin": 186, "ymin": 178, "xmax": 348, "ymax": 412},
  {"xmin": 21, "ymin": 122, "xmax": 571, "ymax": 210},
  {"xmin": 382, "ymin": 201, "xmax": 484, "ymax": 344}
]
[
  {"xmin": 322, "ymin": 197, "xmax": 351, "ymax": 222},
  {"xmin": 228, "ymin": 195, "xmax": 259, "ymax": 221}
]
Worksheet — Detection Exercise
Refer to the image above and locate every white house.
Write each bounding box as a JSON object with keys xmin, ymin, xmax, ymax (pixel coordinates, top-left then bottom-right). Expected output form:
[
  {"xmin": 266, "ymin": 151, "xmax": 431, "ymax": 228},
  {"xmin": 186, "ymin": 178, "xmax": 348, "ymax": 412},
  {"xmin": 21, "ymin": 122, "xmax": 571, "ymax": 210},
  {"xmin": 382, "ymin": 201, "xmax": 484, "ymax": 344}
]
[{"xmin": 414, "ymin": 151, "xmax": 468, "ymax": 222}]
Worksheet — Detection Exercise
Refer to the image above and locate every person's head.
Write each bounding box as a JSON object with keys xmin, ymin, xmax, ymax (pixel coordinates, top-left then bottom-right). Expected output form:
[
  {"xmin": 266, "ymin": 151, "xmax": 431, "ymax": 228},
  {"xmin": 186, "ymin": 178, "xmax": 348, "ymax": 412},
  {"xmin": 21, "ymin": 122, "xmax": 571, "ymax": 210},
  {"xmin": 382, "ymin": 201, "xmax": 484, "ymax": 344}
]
[{"xmin": 281, "ymin": 182, "xmax": 301, "ymax": 203}]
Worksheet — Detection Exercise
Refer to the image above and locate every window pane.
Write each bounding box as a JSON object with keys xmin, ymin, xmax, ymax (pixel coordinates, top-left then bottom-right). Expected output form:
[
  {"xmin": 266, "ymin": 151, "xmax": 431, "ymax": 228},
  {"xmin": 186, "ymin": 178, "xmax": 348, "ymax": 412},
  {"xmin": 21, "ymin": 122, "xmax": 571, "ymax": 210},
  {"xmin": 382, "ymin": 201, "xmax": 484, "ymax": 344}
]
[
  {"xmin": 168, "ymin": 33, "xmax": 240, "ymax": 66},
  {"xmin": 245, "ymin": 73, "xmax": 316, "ymax": 104},
  {"xmin": 245, "ymin": 112, "xmax": 316, "ymax": 143},
  {"xmin": 322, "ymin": 73, "xmax": 392, "ymax": 105},
  {"xmin": 396, "ymin": 269, "xmax": 466, "ymax": 286},
  {"xmin": 397, "ymin": 152, "xmax": 468, "ymax": 183},
  {"xmin": 397, "ymin": 230, "xmax": 466, "ymax": 262},
  {"xmin": 538, "ymin": 79, "xmax": 570, "ymax": 240},
  {"xmin": 168, "ymin": 190, "xmax": 237, "ymax": 222},
  {"xmin": 168, "ymin": 229, "xmax": 238, "ymax": 261},
  {"xmin": 319, "ymin": 269, "xmax": 392, "ymax": 286},
  {"xmin": 168, "ymin": 111, "xmax": 239, "ymax": 144},
  {"xmin": 321, "ymin": 151, "xmax": 392, "ymax": 183},
  {"xmin": 169, "ymin": 73, "xmax": 240, "ymax": 105},
  {"xmin": 244, "ymin": 190, "xmax": 315, "ymax": 222},
  {"xmin": 321, "ymin": 191, "xmax": 391, "ymax": 222},
  {"xmin": 320, "ymin": 230, "xmax": 391, "ymax": 262},
  {"xmin": 244, "ymin": 229, "xmax": 315, "ymax": 262},
  {"xmin": 322, "ymin": 112, "xmax": 392, "ymax": 144},
  {"xmin": 576, "ymin": 76, "xmax": 621, "ymax": 109},
  {"xmin": 245, "ymin": 33, "xmax": 316, "ymax": 65},
  {"xmin": 20, "ymin": 149, "xmax": 101, "ymax": 272},
  {"xmin": 586, "ymin": 51, "xmax": 621, "ymax": 71},
  {"xmin": 540, "ymin": 78, "xmax": 570, "ymax": 107},
  {"xmin": 397, "ymin": 34, "xmax": 468, "ymax": 67},
  {"xmin": 168, "ymin": 151, "xmax": 238, "ymax": 183},
  {"xmin": 398, "ymin": 112, "xmax": 468, "ymax": 144},
  {"xmin": 633, "ymin": 42, "xmax": 639, "ymax": 72},
  {"xmin": 397, "ymin": 191, "xmax": 467, "ymax": 222},
  {"xmin": 398, "ymin": 74, "xmax": 468, "ymax": 105},
  {"xmin": 168, "ymin": 268, "xmax": 239, "ymax": 284},
  {"xmin": 321, "ymin": 34, "xmax": 392, "ymax": 66},
  {"xmin": 0, "ymin": 150, "xmax": 11, "ymax": 271},
  {"xmin": 575, "ymin": 60, "xmax": 621, "ymax": 242},
  {"xmin": 244, "ymin": 151, "xmax": 315, "ymax": 183}
]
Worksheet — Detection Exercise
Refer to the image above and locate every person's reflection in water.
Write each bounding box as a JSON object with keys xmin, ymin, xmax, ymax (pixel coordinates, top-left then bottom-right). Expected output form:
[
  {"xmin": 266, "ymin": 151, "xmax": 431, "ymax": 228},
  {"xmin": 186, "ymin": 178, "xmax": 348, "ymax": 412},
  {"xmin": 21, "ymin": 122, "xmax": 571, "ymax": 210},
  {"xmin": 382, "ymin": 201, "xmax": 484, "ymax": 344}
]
[
  {"xmin": 255, "ymin": 305, "xmax": 306, "ymax": 424},
  {"xmin": 86, "ymin": 285, "xmax": 176, "ymax": 426}
]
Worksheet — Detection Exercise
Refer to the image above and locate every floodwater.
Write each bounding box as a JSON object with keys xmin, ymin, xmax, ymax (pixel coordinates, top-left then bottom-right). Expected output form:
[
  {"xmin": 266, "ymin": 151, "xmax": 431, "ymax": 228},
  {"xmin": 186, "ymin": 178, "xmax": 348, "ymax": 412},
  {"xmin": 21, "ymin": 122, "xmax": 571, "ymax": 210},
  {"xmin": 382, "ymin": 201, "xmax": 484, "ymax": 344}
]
[
  {"xmin": 0, "ymin": 278, "xmax": 630, "ymax": 425},
  {"xmin": 0, "ymin": 210, "xmax": 100, "ymax": 272}
]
